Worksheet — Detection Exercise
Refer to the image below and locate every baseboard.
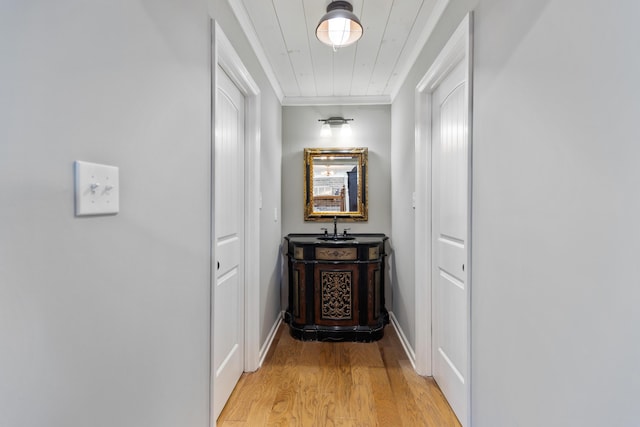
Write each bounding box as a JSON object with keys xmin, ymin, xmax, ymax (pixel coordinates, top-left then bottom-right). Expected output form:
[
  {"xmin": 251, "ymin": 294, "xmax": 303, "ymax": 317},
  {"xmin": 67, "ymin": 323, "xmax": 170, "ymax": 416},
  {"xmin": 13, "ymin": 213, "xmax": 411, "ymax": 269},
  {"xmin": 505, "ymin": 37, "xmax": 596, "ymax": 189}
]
[
  {"xmin": 258, "ymin": 312, "xmax": 283, "ymax": 367},
  {"xmin": 389, "ymin": 311, "xmax": 417, "ymax": 371}
]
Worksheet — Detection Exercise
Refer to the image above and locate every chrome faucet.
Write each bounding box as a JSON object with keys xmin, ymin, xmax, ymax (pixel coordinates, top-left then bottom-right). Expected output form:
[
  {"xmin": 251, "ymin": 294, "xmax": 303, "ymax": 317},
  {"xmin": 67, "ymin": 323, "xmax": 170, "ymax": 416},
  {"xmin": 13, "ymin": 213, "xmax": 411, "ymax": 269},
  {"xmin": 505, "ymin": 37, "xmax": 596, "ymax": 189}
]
[{"xmin": 333, "ymin": 216, "xmax": 338, "ymax": 238}]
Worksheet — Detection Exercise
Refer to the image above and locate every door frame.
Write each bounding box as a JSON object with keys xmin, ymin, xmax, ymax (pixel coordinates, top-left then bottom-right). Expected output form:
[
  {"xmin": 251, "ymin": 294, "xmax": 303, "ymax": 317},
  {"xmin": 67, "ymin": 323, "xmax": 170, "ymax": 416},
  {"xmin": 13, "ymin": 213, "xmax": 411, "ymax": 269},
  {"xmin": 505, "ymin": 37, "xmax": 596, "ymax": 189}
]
[
  {"xmin": 414, "ymin": 12, "xmax": 473, "ymax": 424},
  {"xmin": 210, "ymin": 20, "xmax": 261, "ymax": 426}
]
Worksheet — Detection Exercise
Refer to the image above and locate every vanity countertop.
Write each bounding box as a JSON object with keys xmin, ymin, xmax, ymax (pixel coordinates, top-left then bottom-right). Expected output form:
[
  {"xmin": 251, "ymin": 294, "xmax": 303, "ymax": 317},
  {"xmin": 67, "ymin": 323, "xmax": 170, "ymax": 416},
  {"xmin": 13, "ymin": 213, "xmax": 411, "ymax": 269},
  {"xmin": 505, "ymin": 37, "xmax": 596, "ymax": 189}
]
[{"xmin": 285, "ymin": 233, "xmax": 387, "ymax": 245}]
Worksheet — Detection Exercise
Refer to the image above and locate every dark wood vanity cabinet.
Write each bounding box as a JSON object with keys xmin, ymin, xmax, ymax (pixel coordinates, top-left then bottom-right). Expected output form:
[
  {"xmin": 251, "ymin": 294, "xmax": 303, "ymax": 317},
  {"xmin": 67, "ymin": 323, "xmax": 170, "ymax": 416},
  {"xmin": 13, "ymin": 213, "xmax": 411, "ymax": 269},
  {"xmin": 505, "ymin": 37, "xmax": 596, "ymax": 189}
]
[{"xmin": 284, "ymin": 234, "xmax": 389, "ymax": 342}]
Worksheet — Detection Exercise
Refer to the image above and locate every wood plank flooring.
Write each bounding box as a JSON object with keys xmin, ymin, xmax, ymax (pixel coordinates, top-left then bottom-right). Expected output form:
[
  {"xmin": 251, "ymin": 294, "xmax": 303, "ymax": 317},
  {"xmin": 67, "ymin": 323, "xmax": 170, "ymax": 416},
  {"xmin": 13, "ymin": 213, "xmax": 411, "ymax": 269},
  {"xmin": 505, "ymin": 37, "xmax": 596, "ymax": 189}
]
[{"xmin": 217, "ymin": 324, "xmax": 461, "ymax": 427}]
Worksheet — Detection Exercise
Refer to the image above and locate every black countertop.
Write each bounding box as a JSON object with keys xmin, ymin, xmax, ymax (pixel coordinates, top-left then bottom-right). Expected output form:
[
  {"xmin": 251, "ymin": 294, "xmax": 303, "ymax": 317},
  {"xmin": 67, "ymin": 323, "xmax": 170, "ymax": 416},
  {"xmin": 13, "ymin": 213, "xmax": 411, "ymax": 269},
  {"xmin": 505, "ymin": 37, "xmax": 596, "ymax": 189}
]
[{"xmin": 285, "ymin": 233, "xmax": 387, "ymax": 245}]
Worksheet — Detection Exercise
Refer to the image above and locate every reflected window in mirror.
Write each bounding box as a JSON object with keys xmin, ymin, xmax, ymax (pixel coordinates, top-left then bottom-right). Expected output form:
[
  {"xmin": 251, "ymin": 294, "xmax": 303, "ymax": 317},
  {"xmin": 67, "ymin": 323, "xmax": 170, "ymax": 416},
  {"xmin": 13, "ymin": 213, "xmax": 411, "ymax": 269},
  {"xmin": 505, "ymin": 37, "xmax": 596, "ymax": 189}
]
[{"xmin": 304, "ymin": 148, "xmax": 368, "ymax": 221}]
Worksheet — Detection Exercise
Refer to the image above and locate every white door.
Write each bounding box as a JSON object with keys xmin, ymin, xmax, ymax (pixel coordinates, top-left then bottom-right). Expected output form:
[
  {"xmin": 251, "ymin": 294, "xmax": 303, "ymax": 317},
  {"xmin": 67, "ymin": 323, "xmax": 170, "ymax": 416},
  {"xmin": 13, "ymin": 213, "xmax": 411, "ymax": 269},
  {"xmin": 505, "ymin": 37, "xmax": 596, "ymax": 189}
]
[
  {"xmin": 431, "ymin": 58, "xmax": 469, "ymax": 425},
  {"xmin": 213, "ymin": 66, "xmax": 245, "ymax": 420}
]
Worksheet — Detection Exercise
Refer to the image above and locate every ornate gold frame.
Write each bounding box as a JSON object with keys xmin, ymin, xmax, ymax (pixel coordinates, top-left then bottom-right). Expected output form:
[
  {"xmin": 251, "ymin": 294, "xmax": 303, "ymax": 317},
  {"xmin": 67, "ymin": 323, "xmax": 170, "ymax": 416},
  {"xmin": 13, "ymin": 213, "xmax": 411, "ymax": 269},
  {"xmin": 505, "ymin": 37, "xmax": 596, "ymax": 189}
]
[{"xmin": 304, "ymin": 147, "xmax": 368, "ymax": 221}]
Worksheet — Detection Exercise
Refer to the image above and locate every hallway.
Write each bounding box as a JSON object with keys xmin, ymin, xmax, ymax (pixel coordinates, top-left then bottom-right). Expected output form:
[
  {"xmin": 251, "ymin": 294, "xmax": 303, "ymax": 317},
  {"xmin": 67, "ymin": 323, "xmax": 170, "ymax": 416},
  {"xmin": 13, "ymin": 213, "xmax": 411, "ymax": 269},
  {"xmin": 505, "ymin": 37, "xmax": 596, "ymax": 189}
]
[{"xmin": 217, "ymin": 324, "xmax": 460, "ymax": 426}]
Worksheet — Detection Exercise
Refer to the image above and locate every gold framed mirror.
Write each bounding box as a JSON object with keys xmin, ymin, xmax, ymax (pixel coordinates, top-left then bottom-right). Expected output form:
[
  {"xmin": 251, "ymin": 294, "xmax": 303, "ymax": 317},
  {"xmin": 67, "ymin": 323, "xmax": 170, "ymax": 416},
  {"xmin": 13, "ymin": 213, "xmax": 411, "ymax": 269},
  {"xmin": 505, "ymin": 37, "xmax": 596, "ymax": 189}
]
[{"xmin": 304, "ymin": 147, "xmax": 368, "ymax": 221}]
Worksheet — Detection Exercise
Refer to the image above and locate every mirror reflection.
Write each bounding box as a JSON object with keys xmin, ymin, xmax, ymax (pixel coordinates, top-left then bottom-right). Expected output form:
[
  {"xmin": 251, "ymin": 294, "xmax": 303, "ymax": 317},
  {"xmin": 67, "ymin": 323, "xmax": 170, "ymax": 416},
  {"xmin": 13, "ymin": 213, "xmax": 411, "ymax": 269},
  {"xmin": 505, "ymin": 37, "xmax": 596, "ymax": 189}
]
[{"xmin": 304, "ymin": 147, "xmax": 368, "ymax": 221}]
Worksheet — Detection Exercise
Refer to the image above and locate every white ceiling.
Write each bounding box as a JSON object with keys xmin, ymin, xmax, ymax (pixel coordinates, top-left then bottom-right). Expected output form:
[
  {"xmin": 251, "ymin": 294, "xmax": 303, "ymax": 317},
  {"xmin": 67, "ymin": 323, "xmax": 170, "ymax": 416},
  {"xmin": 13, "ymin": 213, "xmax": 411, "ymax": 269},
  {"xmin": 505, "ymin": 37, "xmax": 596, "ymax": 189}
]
[{"xmin": 229, "ymin": 0, "xmax": 449, "ymax": 105}]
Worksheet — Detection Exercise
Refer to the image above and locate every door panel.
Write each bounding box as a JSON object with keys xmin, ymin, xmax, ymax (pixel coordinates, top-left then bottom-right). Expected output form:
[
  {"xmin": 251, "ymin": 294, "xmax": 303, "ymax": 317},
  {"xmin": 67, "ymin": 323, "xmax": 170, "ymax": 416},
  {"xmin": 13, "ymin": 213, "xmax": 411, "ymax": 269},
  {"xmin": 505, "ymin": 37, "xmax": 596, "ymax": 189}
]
[
  {"xmin": 314, "ymin": 264, "xmax": 359, "ymax": 327},
  {"xmin": 432, "ymin": 58, "xmax": 468, "ymax": 425},
  {"xmin": 213, "ymin": 66, "xmax": 245, "ymax": 420}
]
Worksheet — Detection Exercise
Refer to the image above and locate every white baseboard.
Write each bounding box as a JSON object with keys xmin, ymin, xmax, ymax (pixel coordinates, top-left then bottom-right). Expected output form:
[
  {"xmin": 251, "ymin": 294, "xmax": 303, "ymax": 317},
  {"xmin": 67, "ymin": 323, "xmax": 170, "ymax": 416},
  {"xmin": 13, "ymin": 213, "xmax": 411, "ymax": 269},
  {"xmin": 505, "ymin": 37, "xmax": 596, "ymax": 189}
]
[
  {"xmin": 389, "ymin": 311, "xmax": 417, "ymax": 371},
  {"xmin": 258, "ymin": 312, "xmax": 283, "ymax": 367}
]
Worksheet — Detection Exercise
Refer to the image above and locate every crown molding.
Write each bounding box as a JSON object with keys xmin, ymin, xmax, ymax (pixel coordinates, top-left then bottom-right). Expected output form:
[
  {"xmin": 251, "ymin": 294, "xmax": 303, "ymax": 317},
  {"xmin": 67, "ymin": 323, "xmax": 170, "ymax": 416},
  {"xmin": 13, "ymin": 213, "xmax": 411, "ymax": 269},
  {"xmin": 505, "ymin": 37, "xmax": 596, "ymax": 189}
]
[
  {"xmin": 227, "ymin": 0, "xmax": 284, "ymax": 102},
  {"xmin": 282, "ymin": 95, "xmax": 391, "ymax": 106}
]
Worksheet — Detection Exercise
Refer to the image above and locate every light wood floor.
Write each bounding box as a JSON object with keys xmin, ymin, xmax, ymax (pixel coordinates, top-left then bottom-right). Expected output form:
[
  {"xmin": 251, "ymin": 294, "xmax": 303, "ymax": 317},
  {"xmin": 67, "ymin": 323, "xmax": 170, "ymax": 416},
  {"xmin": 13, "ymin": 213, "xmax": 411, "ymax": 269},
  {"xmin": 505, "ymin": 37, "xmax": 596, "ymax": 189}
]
[{"xmin": 217, "ymin": 323, "xmax": 461, "ymax": 427}]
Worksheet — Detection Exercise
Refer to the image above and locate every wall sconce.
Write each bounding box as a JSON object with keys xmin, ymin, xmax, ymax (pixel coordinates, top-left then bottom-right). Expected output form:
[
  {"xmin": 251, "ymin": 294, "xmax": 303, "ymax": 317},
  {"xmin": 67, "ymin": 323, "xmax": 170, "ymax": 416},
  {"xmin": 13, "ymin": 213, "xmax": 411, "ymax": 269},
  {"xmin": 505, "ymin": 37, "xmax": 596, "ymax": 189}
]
[
  {"xmin": 318, "ymin": 117, "xmax": 353, "ymax": 137},
  {"xmin": 316, "ymin": 1, "xmax": 363, "ymax": 51}
]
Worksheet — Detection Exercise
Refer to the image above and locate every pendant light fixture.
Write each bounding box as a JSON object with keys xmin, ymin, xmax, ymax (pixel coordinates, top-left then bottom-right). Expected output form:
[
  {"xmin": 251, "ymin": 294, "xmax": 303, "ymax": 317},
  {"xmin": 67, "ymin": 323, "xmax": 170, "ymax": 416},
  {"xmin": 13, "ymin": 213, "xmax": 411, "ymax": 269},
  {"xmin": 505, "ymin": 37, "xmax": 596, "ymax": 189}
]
[
  {"xmin": 318, "ymin": 117, "xmax": 354, "ymax": 137},
  {"xmin": 316, "ymin": 1, "xmax": 363, "ymax": 51}
]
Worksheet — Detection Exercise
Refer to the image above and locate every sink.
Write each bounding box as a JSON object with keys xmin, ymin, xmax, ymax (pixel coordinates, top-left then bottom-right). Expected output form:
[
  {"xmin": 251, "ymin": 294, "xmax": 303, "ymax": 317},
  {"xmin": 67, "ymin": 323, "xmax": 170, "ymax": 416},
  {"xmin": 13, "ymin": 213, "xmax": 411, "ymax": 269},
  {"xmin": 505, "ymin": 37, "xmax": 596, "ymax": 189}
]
[{"xmin": 317, "ymin": 235, "xmax": 356, "ymax": 241}]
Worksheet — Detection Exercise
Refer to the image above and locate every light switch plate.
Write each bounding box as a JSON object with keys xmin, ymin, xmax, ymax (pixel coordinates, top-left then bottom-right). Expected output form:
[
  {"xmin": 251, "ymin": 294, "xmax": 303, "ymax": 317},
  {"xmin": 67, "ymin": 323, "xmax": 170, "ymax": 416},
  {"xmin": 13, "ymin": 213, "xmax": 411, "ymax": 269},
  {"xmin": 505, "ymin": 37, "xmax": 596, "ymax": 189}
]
[{"xmin": 74, "ymin": 161, "xmax": 119, "ymax": 216}]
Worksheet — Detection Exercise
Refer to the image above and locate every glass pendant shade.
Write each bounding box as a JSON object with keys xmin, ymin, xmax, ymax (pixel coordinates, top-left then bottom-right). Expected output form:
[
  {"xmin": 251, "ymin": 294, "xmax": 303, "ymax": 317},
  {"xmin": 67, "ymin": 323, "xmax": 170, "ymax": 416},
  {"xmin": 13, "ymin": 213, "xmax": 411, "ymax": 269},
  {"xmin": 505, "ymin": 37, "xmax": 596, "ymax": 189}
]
[
  {"xmin": 341, "ymin": 122, "xmax": 352, "ymax": 136},
  {"xmin": 316, "ymin": 1, "xmax": 363, "ymax": 49},
  {"xmin": 320, "ymin": 123, "xmax": 332, "ymax": 137},
  {"xmin": 319, "ymin": 117, "xmax": 353, "ymax": 137}
]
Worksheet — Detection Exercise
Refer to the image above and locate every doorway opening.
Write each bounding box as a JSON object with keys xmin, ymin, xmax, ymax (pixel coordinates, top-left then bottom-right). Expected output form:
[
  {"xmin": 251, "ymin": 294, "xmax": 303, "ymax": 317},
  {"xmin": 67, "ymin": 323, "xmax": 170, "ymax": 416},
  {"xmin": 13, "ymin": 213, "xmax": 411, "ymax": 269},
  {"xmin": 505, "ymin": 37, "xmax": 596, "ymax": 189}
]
[
  {"xmin": 414, "ymin": 13, "xmax": 473, "ymax": 427},
  {"xmin": 210, "ymin": 21, "xmax": 261, "ymax": 424}
]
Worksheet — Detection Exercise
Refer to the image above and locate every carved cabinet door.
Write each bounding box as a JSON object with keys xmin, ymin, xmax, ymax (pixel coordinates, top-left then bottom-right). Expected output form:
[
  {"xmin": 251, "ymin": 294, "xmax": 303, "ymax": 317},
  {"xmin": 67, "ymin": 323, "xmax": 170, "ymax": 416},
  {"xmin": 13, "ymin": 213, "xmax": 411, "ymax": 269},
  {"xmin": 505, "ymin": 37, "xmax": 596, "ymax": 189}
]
[{"xmin": 314, "ymin": 263, "xmax": 359, "ymax": 326}]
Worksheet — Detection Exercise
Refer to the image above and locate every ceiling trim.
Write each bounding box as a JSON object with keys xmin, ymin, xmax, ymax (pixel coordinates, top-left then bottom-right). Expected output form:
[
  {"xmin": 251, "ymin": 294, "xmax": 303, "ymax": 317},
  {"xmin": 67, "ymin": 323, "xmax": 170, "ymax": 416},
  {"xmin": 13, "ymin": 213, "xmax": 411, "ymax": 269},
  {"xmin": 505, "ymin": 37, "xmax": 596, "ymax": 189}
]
[
  {"xmin": 227, "ymin": 0, "xmax": 284, "ymax": 102},
  {"xmin": 282, "ymin": 95, "xmax": 391, "ymax": 106},
  {"xmin": 388, "ymin": 0, "xmax": 451, "ymax": 102}
]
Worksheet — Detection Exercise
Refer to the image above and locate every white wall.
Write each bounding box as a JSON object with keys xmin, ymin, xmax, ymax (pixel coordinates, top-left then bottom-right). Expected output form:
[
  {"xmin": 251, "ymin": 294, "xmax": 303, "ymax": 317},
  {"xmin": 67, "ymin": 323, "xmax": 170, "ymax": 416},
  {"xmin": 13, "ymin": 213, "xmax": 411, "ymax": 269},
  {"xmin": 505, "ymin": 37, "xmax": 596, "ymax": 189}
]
[
  {"xmin": 392, "ymin": 0, "xmax": 640, "ymax": 425},
  {"xmin": 282, "ymin": 105, "xmax": 391, "ymax": 236},
  {"xmin": 0, "ymin": 1, "xmax": 211, "ymax": 426},
  {"xmin": 0, "ymin": 1, "xmax": 283, "ymax": 426},
  {"xmin": 258, "ymin": 86, "xmax": 283, "ymax": 345},
  {"xmin": 472, "ymin": 0, "xmax": 640, "ymax": 424}
]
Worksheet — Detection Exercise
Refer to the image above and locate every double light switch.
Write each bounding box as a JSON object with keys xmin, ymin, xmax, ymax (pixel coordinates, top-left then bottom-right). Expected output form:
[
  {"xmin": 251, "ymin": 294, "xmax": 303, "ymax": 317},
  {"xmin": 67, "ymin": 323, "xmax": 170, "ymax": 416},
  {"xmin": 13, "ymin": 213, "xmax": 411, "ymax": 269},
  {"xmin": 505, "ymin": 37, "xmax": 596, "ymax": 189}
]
[{"xmin": 74, "ymin": 160, "xmax": 119, "ymax": 216}]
